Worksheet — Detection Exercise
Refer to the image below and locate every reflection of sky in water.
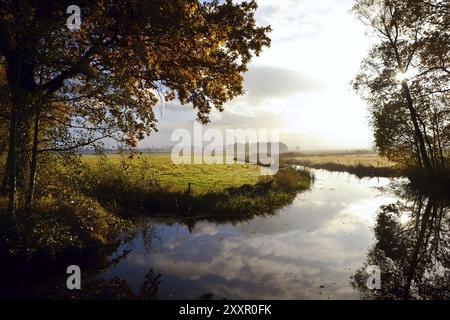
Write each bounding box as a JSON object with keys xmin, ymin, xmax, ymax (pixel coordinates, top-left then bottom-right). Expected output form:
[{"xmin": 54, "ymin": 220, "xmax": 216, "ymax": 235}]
[{"xmin": 99, "ymin": 170, "xmax": 398, "ymax": 299}]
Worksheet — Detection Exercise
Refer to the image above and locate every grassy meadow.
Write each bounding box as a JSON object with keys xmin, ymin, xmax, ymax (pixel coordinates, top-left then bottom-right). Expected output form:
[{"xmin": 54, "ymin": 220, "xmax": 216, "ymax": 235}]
[
  {"xmin": 81, "ymin": 153, "xmax": 312, "ymax": 217},
  {"xmin": 82, "ymin": 154, "xmax": 262, "ymax": 194}
]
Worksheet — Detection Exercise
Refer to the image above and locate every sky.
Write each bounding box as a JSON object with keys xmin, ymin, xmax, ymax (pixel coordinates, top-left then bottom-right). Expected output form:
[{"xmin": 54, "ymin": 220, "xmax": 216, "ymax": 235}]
[{"xmin": 141, "ymin": 0, "xmax": 375, "ymax": 150}]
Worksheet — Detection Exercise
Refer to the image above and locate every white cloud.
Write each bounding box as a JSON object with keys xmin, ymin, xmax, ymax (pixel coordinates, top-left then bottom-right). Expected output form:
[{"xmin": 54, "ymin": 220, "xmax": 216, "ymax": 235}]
[
  {"xmin": 141, "ymin": 0, "xmax": 375, "ymax": 150},
  {"xmin": 243, "ymin": 65, "xmax": 321, "ymax": 104}
]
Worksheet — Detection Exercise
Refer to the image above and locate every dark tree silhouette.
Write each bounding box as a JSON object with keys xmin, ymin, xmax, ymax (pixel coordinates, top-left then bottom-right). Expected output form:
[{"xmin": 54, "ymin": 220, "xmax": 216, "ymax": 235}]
[{"xmin": 353, "ymin": 0, "xmax": 449, "ymax": 175}]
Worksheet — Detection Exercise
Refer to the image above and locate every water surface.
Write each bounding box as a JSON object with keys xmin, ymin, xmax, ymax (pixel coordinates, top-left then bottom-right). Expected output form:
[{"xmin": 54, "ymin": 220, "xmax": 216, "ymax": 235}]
[{"xmin": 98, "ymin": 169, "xmax": 398, "ymax": 299}]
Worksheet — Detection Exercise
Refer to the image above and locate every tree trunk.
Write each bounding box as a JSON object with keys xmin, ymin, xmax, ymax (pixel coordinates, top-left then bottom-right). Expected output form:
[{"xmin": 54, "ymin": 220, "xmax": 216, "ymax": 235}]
[
  {"xmin": 25, "ymin": 103, "xmax": 41, "ymax": 210},
  {"xmin": 389, "ymin": 38, "xmax": 433, "ymax": 174},
  {"xmin": 401, "ymin": 82, "xmax": 433, "ymax": 173},
  {"xmin": 418, "ymin": 117, "xmax": 436, "ymax": 168},
  {"xmin": 433, "ymin": 111, "xmax": 444, "ymax": 169},
  {"xmin": 1, "ymin": 162, "xmax": 9, "ymax": 195},
  {"xmin": 5, "ymin": 109, "xmax": 18, "ymax": 217},
  {"xmin": 412, "ymin": 134, "xmax": 423, "ymax": 169}
]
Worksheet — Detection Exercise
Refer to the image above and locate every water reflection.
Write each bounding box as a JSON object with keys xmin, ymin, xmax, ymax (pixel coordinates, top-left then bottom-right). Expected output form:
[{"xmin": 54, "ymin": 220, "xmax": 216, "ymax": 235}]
[
  {"xmin": 97, "ymin": 170, "xmax": 397, "ymax": 299},
  {"xmin": 352, "ymin": 182, "xmax": 450, "ymax": 299},
  {"xmin": 36, "ymin": 169, "xmax": 450, "ymax": 300}
]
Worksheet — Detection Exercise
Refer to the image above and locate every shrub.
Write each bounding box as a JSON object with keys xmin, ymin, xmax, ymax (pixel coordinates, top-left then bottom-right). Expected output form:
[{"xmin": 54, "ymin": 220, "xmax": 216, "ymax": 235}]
[
  {"xmin": 4, "ymin": 192, "xmax": 129, "ymax": 257},
  {"xmin": 274, "ymin": 167, "xmax": 312, "ymax": 192}
]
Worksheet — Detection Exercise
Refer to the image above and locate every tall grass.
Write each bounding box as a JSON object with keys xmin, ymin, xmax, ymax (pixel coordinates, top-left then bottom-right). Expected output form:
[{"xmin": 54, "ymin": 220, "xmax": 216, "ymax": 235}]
[
  {"xmin": 282, "ymin": 154, "xmax": 399, "ymax": 178},
  {"xmin": 286, "ymin": 160, "xmax": 399, "ymax": 178}
]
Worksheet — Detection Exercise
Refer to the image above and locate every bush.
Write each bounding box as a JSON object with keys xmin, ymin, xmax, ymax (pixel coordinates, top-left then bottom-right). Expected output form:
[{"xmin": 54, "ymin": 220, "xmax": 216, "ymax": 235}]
[
  {"xmin": 80, "ymin": 157, "xmax": 162, "ymax": 213},
  {"xmin": 3, "ymin": 192, "xmax": 128, "ymax": 257},
  {"xmin": 274, "ymin": 167, "xmax": 312, "ymax": 192}
]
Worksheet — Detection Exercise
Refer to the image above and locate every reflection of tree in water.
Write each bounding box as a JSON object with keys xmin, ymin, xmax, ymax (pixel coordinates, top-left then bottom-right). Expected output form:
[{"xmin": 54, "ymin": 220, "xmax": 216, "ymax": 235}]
[
  {"xmin": 37, "ymin": 219, "xmax": 161, "ymax": 300},
  {"xmin": 145, "ymin": 211, "xmax": 275, "ymax": 236},
  {"xmin": 45, "ymin": 215, "xmax": 238, "ymax": 299},
  {"xmin": 47, "ymin": 268, "xmax": 161, "ymax": 300},
  {"xmin": 352, "ymin": 182, "xmax": 450, "ymax": 299}
]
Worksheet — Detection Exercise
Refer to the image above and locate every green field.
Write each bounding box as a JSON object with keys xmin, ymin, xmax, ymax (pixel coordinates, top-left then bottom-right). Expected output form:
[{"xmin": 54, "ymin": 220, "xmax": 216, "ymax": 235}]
[
  {"xmin": 80, "ymin": 153, "xmax": 312, "ymax": 219},
  {"xmin": 83, "ymin": 154, "xmax": 262, "ymax": 194}
]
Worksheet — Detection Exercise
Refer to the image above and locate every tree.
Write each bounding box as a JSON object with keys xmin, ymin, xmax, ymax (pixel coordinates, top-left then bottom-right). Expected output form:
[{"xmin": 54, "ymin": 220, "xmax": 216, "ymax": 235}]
[
  {"xmin": 0, "ymin": 0, "xmax": 271, "ymax": 214},
  {"xmin": 0, "ymin": 63, "xmax": 9, "ymax": 152},
  {"xmin": 353, "ymin": 0, "xmax": 449, "ymax": 174}
]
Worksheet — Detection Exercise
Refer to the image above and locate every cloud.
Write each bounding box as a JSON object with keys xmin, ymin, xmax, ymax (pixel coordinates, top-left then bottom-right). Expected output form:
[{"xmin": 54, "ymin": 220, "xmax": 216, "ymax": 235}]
[
  {"xmin": 137, "ymin": 0, "xmax": 375, "ymax": 150},
  {"xmin": 243, "ymin": 66, "xmax": 320, "ymax": 104},
  {"xmin": 255, "ymin": 0, "xmax": 350, "ymax": 42},
  {"xmin": 208, "ymin": 109, "xmax": 284, "ymax": 130},
  {"xmin": 139, "ymin": 108, "xmax": 285, "ymax": 147}
]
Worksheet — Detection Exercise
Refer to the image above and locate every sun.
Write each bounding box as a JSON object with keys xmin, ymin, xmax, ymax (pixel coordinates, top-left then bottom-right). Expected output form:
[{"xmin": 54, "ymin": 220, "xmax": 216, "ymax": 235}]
[
  {"xmin": 395, "ymin": 71, "xmax": 407, "ymax": 82},
  {"xmin": 399, "ymin": 214, "xmax": 410, "ymax": 225}
]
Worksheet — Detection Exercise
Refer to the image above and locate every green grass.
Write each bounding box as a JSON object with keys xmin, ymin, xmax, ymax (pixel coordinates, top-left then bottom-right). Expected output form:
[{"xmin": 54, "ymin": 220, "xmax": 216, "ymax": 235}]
[
  {"xmin": 80, "ymin": 154, "xmax": 312, "ymax": 217},
  {"xmin": 82, "ymin": 154, "xmax": 262, "ymax": 194}
]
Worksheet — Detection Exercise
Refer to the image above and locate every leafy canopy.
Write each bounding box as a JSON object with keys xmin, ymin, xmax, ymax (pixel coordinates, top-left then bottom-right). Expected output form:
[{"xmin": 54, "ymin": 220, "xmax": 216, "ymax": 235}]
[{"xmin": 0, "ymin": 0, "xmax": 271, "ymax": 148}]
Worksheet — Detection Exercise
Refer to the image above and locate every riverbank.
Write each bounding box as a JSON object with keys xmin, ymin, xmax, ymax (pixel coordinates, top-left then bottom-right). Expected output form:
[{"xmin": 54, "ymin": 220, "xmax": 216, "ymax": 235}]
[
  {"xmin": 81, "ymin": 155, "xmax": 313, "ymax": 220},
  {"xmin": 281, "ymin": 153, "xmax": 399, "ymax": 178},
  {"xmin": 282, "ymin": 152, "xmax": 450, "ymax": 192},
  {"xmin": 0, "ymin": 154, "xmax": 312, "ymax": 258}
]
